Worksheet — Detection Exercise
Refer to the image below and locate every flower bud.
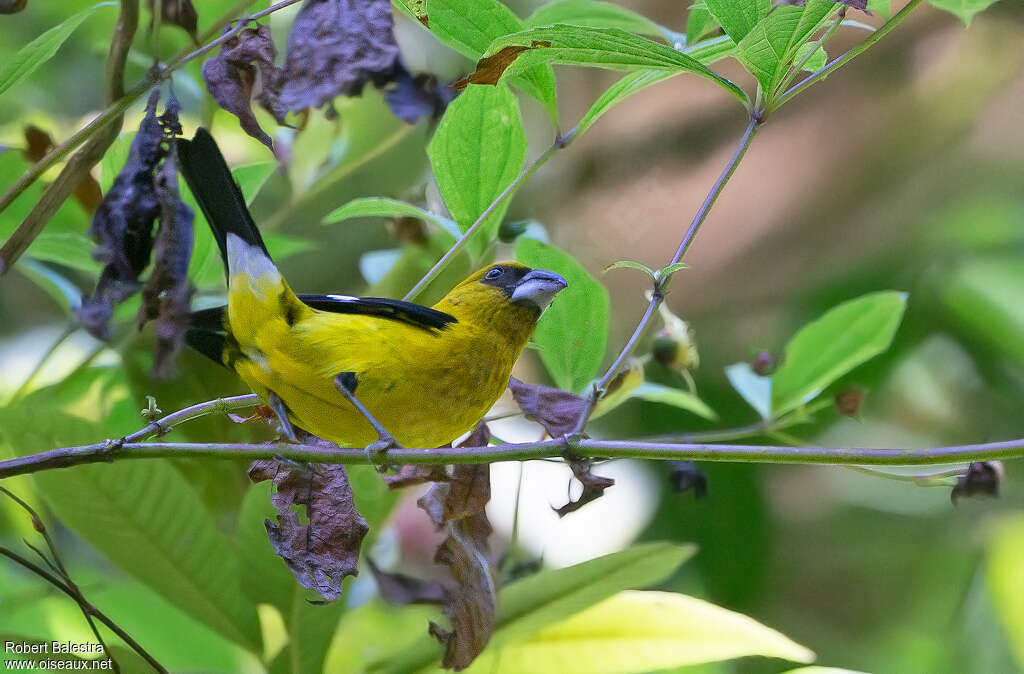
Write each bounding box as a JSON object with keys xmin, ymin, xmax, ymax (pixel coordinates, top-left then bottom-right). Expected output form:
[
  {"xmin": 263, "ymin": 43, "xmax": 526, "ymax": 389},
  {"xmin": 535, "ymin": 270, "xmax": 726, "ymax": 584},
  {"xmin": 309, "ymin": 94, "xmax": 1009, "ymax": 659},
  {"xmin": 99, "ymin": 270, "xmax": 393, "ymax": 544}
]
[
  {"xmin": 751, "ymin": 351, "xmax": 775, "ymax": 376},
  {"xmin": 951, "ymin": 461, "xmax": 1003, "ymax": 504},
  {"xmin": 651, "ymin": 301, "xmax": 699, "ymax": 373},
  {"xmin": 835, "ymin": 388, "xmax": 865, "ymax": 416}
]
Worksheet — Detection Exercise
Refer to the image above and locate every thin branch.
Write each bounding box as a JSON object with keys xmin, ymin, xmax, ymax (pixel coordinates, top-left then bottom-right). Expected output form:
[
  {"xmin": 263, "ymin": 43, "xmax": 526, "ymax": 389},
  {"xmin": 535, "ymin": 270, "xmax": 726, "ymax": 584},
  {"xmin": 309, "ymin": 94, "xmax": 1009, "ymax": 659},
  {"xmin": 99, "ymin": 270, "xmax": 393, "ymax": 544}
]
[
  {"xmin": 0, "ymin": 0, "xmax": 304, "ymax": 274},
  {"xmin": 403, "ymin": 138, "xmax": 567, "ymax": 302},
  {"xmin": 573, "ymin": 115, "xmax": 760, "ymax": 432},
  {"xmin": 5, "ymin": 436, "xmax": 1024, "ymax": 480},
  {"xmin": 771, "ymin": 0, "xmax": 925, "ymax": 111},
  {"xmin": 0, "ymin": 546, "xmax": 166, "ymax": 672}
]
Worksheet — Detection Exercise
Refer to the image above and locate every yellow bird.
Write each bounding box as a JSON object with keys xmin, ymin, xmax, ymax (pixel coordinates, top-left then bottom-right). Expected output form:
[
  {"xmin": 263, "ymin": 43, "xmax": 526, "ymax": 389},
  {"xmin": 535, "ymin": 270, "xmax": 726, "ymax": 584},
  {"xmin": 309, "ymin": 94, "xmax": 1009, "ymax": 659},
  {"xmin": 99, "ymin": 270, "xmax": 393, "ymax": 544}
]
[{"xmin": 177, "ymin": 129, "xmax": 567, "ymax": 450}]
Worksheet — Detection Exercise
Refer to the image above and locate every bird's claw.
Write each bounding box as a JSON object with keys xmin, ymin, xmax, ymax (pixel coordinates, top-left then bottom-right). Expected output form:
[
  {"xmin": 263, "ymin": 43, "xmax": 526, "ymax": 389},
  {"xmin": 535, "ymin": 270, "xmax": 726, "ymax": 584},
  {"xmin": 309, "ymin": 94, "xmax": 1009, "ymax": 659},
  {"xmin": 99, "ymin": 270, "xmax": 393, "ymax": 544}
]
[{"xmin": 365, "ymin": 433, "xmax": 399, "ymax": 473}]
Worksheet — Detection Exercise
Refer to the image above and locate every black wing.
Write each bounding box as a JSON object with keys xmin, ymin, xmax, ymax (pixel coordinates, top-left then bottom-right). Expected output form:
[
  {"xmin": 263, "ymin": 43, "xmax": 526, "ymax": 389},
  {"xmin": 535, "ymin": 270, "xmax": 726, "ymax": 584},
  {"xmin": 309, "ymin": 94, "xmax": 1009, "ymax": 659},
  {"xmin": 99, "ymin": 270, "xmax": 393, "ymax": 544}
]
[{"xmin": 297, "ymin": 294, "xmax": 457, "ymax": 331}]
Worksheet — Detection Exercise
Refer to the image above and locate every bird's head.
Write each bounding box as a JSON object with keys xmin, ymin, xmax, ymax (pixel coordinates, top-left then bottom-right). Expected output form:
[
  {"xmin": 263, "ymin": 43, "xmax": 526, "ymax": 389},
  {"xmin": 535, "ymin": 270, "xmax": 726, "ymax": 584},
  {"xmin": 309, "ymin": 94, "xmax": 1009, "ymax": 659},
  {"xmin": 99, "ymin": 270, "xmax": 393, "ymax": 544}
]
[{"xmin": 434, "ymin": 262, "xmax": 568, "ymax": 323}]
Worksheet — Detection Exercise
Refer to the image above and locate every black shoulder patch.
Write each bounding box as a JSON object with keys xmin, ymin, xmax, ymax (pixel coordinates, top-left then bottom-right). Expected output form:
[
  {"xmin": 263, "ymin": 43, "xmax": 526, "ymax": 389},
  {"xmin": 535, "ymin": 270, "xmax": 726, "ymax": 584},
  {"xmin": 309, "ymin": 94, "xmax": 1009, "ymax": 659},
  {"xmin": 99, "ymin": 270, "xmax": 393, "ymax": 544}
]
[{"xmin": 298, "ymin": 294, "xmax": 457, "ymax": 331}]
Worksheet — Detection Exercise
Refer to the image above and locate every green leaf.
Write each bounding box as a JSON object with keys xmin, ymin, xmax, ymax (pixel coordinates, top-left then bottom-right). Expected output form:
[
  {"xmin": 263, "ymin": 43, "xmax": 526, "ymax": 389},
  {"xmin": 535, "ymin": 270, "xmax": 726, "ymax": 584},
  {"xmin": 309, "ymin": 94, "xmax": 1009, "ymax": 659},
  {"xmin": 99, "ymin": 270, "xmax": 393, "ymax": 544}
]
[
  {"xmin": 428, "ymin": 84, "xmax": 527, "ymax": 253},
  {"xmin": 23, "ymin": 232, "xmax": 100, "ymax": 273},
  {"xmin": 658, "ymin": 262, "xmax": 690, "ymax": 279},
  {"xmin": 324, "ymin": 197, "xmax": 463, "ymax": 240},
  {"xmin": 686, "ymin": 6, "xmax": 720, "ymax": 44},
  {"xmin": 572, "ymin": 35, "xmax": 736, "ymax": 140},
  {"xmin": 771, "ymin": 291, "xmax": 907, "ymax": 417},
  {"xmin": 783, "ymin": 668, "xmax": 871, "ymax": 674},
  {"xmin": 603, "ymin": 259, "xmax": 656, "ymax": 278},
  {"xmin": 735, "ymin": 0, "xmax": 840, "ymax": 96},
  {"xmin": 526, "ymin": 0, "xmax": 662, "ymax": 36},
  {"xmin": 425, "ymin": 0, "xmax": 558, "ymax": 122},
  {"xmin": 483, "ymin": 25, "xmax": 748, "ymax": 106},
  {"xmin": 463, "ymin": 590, "xmax": 815, "ymax": 673},
  {"xmin": 928, "ymin": 0, "xmax": 1001, "ymax": 25},
  {"xmin": 724, "ymin": 362, "xmax": 772, "ymax": 420},
  {"xmin": 0, "ymin": 389, "xmax": 262, "ymax": 652},
  {"xmin": 795, "ymin": 42, "xmax": 827, "ymax": 72},
  {"xmin": 232, "ymin": 161, "xmax": 278, "ymax": 206},
  {"xmin": 985, "ymin": 515, "xmax": 1024, "ymax": 670},
  {"xmin": 866, "ymin": 0, "xmax": 891, "ymax": 19},
  {"xmin": 15, "ymin": 258, "xmax": 83, "ymax": 314},
  {"xmin": 631, "ymin": 382, "xmax": 717, "ymax": 420},
  {"xmin": 370, "ymin": 542, "xmax": 696, "ymax": 673},
  {"xmin": 937, "ymin": 257, "xmax": 1024, "ymax": 366},
  {"xmin": 703, "ymin": 0, "xmax": 769, "ymax": 44},
  {"xmin": 100, "ymin": 131, "xmax": 134, "ymax": 193},
  {"xmin": 393, "ymin": 0, "xmax": 428, "ymax": 22},
  {"xmin": 516, "ymin": 238, "xmax": 610, "ymax": 392},
  {"xmin": 0, "ymin": 2, "xmax": 115, "ymax": 98}
]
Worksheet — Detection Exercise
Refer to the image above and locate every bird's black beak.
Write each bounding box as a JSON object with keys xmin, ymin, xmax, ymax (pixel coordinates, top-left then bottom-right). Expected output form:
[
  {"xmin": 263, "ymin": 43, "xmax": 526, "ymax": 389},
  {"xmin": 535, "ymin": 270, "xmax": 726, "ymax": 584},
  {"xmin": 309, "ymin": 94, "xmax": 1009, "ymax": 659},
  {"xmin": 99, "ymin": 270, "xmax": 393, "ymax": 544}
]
[{"xmin": 510, "ymin": 269, "xmax": 568, "ymax": 311}]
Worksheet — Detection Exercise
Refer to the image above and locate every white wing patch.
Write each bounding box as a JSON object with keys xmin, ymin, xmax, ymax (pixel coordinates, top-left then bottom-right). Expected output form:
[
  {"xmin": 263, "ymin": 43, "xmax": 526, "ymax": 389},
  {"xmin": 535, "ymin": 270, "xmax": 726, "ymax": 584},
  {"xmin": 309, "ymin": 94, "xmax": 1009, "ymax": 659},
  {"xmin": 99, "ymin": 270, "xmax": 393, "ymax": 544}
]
[
  {"xmin": 226, "ymin": 232, "xmax": 279, "ymax": 283},
  {"xmin": 326, "ymin": 294, "xmax": 358, "ymax": 302}
]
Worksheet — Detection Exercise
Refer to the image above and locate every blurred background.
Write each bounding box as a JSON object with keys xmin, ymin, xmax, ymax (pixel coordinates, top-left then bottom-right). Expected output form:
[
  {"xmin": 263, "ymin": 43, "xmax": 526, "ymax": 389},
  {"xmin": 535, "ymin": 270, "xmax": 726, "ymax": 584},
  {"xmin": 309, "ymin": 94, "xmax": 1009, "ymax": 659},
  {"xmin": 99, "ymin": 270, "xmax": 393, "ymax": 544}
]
[{"xmin": 2, "ymin": 0, "xmax": 1024, "ymax": 672}]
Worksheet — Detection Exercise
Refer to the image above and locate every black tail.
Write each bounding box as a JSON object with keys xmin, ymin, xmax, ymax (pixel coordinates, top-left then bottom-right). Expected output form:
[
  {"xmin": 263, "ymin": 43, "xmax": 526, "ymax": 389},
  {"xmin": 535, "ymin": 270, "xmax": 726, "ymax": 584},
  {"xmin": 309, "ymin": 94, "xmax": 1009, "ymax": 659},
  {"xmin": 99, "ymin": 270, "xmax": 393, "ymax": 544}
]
[{"xmin": 176, "ymin": 128, "xmax": 269, "ymax": 276}]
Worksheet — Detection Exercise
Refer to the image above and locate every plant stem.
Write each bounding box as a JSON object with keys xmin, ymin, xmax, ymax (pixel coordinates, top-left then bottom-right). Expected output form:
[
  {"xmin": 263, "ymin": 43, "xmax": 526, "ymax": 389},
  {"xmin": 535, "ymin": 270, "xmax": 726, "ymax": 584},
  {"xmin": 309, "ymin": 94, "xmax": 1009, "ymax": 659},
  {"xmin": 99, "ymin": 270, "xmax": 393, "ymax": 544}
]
[
  {"xmin": 4, "ymin": 435, "xmax": 1024, "ymax": 480},
  {"xmin": 573, "ymin": 114, "xmax": 760, "ymax": 432},
  {"xmin": 403, "ymin": 139, "xmax": 564, "ymax": 302},
  {"xmin": 771, "ymin": 0, "xmax": 925, "ymax": 111},
  {"xmin": 0, "ymin": 545, "xmax": 166, "ymax": 672}
]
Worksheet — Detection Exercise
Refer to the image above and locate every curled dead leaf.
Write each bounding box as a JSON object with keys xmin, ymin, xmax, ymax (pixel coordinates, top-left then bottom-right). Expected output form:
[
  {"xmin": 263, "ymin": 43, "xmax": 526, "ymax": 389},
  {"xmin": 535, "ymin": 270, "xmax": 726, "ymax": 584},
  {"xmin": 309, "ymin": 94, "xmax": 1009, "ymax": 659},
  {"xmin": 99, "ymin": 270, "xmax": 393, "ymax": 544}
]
[
  {"xmin": 508, "ymin": 377, "xmax": 586, "ymax": 438},
  {"xmin": 248, "ymin": 458, "xmax": 369, "ymax": 602},
  {"xmin": 454, "ymin": 41, "xmax": 552, "ymax": 89},
  {"xmin": 555, "ymin": 457, "xmax": 614, "ymax": 517},
  {"xmin": 201, "ymin": 23, "xmax": 285, "ymax": 149},
  {"xmin": 368, "ymin": 558, "xmax": 445, "ymax": 606},
  {"xmin": 148, "ymin": 0, "xmax": 198, "ymax": 38}
]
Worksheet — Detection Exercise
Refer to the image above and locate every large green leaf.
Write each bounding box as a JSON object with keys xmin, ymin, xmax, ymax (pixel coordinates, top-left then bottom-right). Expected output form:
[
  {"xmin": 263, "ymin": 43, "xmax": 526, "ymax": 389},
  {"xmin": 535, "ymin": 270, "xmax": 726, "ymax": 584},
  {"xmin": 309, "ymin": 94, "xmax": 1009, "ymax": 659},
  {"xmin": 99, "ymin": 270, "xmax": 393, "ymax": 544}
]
[
  {"xmin": 483, "ymin": 25, "xmax": 748, "ymax": 106},
  {"xmin": 630, "ymin": 382, "xmax": 717, "ymax": 421},
  {"xmin": 771, "ymin": 291, "xmax": 907, "ymax": 417},
  {"xmin": 0, "ymin": 2, "xmax": 114, "ymax": 98},
  {"xmin": 0, "ymin": 386, "xmax": 261, "ymax": 652},
  {"xmin": 324, "ymin": 197, "xmax": 462, "ymax": 240},
  {"xmin": 462, "ymin": 590, "xmax": 815, "ymax": 673},
  {"xmin": 428, "ymin": 84, "xmax": 527, "ymax": 253},
  {"xmin": 573, "ymin": 35, "xmax": 736, "ymax": 139},
  {"xmin": 516, "ymin": 238, "xmax": 609, "ymax": 393},
  {"xmin": 526, "ymin": 0, "xmax": 662, "ymax": 36},
  {"xmin": 370, "ymin": 542, "xmax": 696, "ymax": 673},
  {"xmin": 928, "ymin": 0, "xmax": 1002, "ymax": 25},
  {"xmin": 938, "ymin": 256, "xmax": 1024, "ymax": 365},
  {"xmin": 986, "ymin": 515, "xmax": 1024, "ymax": 670},
  {"xmin": 424, "ymin": 0, "xmax": 558, "ymax": 121},
  {"xmin": 735, "ymin": 0, "xmax": 840, "ymax": 96},
  {"xmin": 703, "ymin": 0, "xmax": 770, "ymax": 44}
]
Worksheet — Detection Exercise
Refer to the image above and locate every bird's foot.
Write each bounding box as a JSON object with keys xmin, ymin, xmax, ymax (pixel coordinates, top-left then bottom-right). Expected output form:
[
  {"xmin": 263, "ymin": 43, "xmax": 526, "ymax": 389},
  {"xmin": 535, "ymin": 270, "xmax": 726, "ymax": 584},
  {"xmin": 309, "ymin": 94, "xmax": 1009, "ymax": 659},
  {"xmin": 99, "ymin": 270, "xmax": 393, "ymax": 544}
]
[{"xmin": 364, "ymin": 432, "xmax": 400, "ymax": 474}]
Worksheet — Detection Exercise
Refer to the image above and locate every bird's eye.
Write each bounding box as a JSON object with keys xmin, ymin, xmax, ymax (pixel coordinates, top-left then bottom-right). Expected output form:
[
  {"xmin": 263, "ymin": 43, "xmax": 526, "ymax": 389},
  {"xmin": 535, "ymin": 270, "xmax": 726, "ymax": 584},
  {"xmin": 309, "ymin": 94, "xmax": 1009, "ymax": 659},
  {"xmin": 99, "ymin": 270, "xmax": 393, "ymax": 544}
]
[{"xmin": 485, "ymin": 267, "xmax": 503, "ymax": 280}]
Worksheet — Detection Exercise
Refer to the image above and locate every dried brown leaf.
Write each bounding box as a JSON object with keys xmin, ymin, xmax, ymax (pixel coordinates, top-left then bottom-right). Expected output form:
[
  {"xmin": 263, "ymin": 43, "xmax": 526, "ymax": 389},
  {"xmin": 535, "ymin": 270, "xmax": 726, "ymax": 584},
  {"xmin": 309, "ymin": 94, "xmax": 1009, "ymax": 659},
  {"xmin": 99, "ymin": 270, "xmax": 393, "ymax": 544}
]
[
  {"xmin": 279, "ymin": 0, "xmax": 401, "ymax": 112},
  {"xmin": 79, "ymin": 90, "xmax": 167, "ymax": 339},
  {"xmin": 148, "ymin": 0, "xmax": 198, "ymax": 37},
  {"xmin": 384, "ymin": 464, "xmax": 449, "ymax": 490},
  {"xmin": 555, "ymin": 457, "xmax": 615, "ymax": 518},
  {"xmin": 248, "ymin": 459, "xmax": 369, "ymax": 602},
  {"xmin": 431, "ymin": 517, "xmax": 496, "ymax": 671},
  {"xmin": 454, "ymin": 41, "xmax": 551, "ymax": 90},
  {"xmin": 508, "ymin": 377, "xmax": 586, "ymax": 438},
  {"xmin": 23, "ymin": 125, "xmax": 102, "ymax": 213},
  {"xmin": 202, "ymin": 23, "xmax": 285, "ymax": 149}
]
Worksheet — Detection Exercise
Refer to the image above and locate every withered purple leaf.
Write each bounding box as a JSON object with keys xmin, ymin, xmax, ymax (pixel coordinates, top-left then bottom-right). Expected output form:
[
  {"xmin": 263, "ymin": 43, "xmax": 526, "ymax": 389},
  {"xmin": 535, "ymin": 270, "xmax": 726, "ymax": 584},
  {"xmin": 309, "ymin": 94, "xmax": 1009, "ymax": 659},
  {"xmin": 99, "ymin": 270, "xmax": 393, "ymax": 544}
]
[
  {"xmin": 555, "ymin": 457, "xmax": 614, "ymax": 518},
  {"xmin": 148, "ymin": 0, "xmax": 198, "ymax": 38},
  {"xmin": 79, "ymin": 90, "xmax": 167, "ymax": 340},
  {"xmin": 138, "ymin": 143, "xmax": 194, "ymax": 378},
  {"xmin": 248, "ymin": 458, "xmax": 369, "ymax": 602},
  {"xmin": 368, "ymin": 558, "xmax": 445, "ymax": 606},
  {"xmin": 385, "ymin": 64, "xmax": 457, "ymax": 124},
  {"xmin": 279, "ymin": 0, "xmax": 401, "ymax": 112},
  {"xmin": 508, "ymin": 377, "xmax": 586, "ymax": 439},
  {"xmin": 202, "ymin": 23, "xmax": 285, "ymax": 150}
]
